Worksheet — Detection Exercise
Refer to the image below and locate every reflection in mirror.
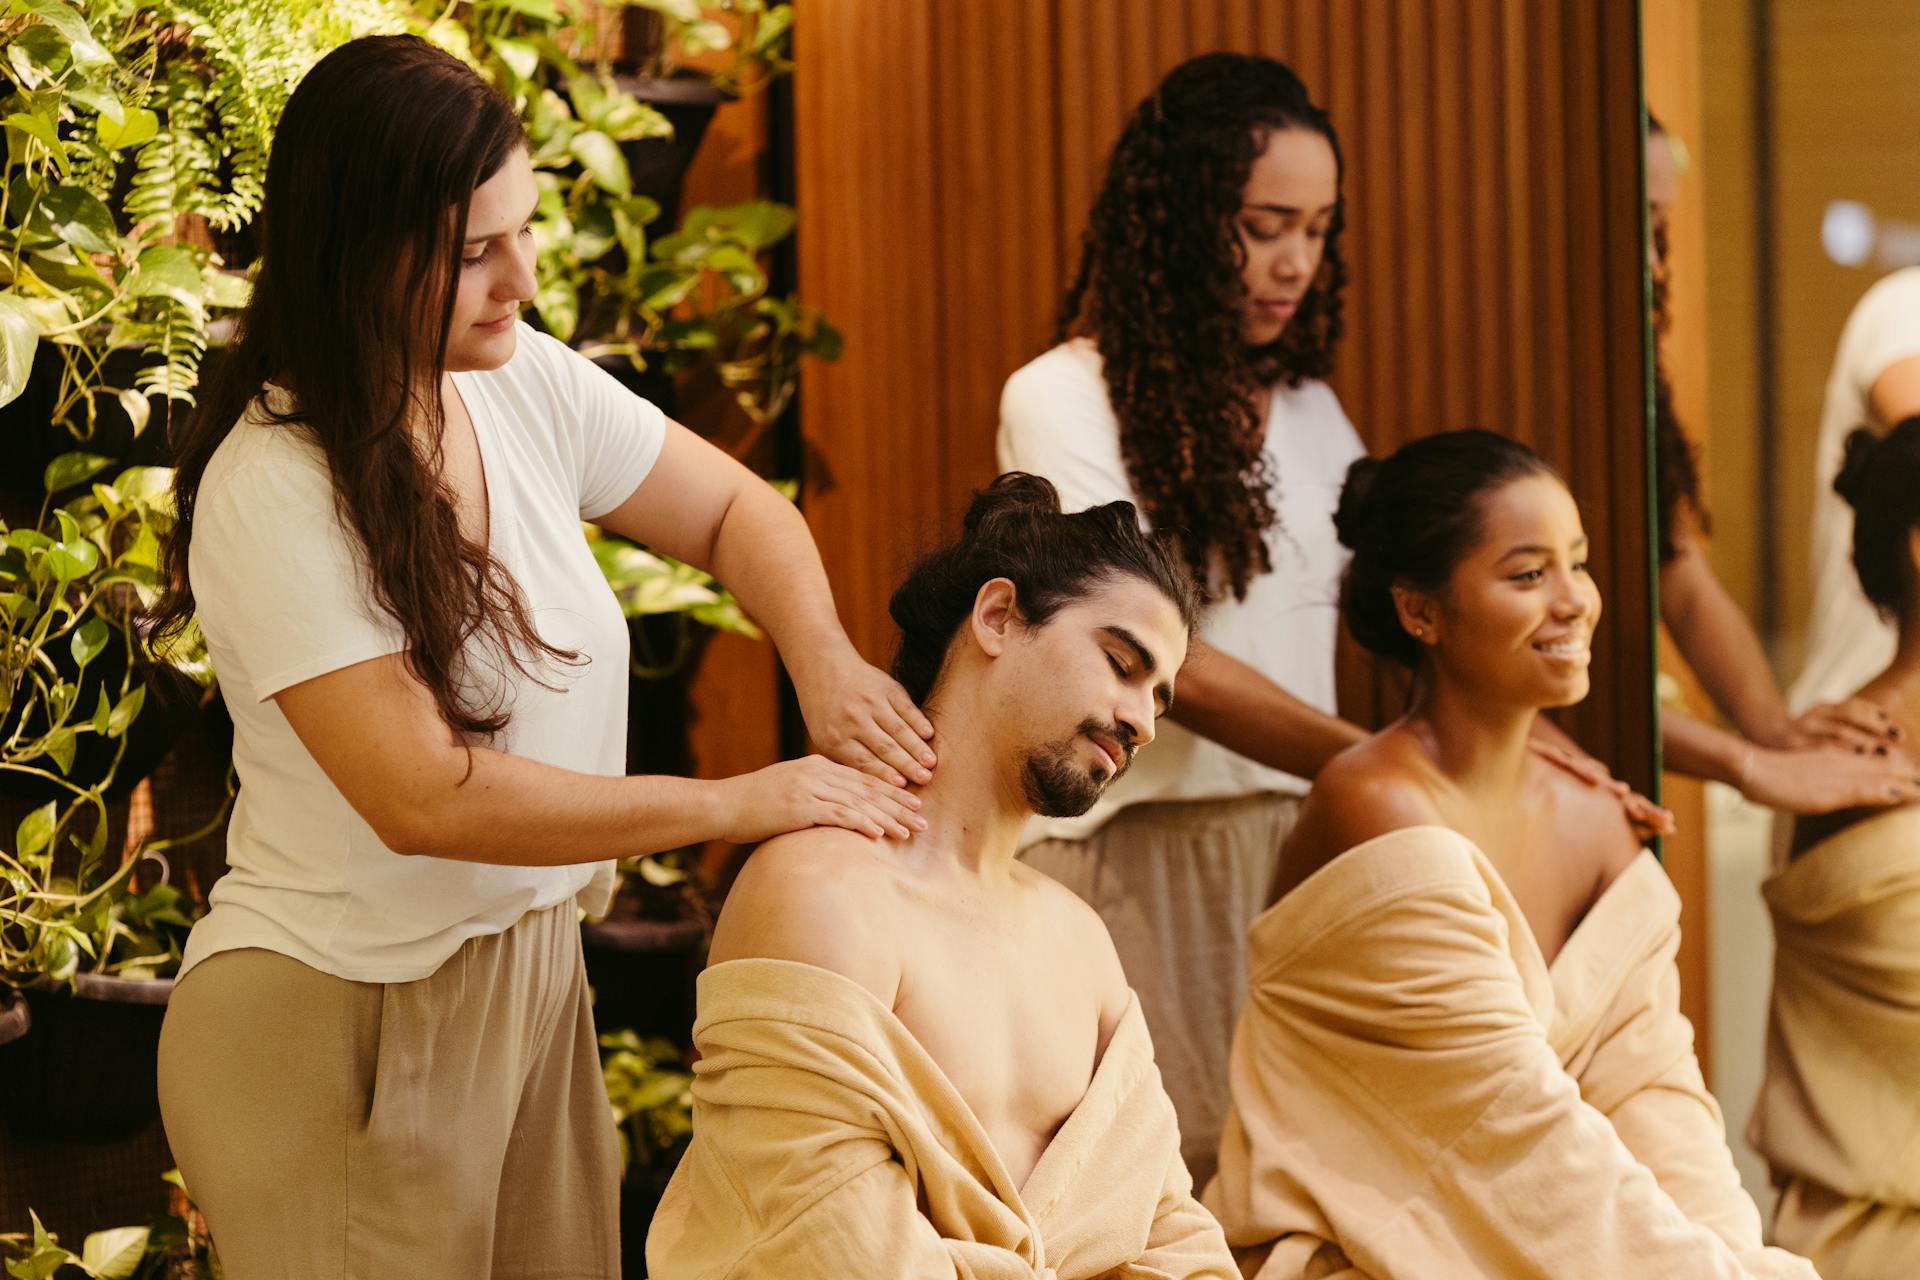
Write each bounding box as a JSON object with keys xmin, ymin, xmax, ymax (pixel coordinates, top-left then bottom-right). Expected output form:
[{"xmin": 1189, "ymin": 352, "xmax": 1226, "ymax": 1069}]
[{"xmin": 1650, "ymin": 5, "xmax": 1920, "ymax": 1273}]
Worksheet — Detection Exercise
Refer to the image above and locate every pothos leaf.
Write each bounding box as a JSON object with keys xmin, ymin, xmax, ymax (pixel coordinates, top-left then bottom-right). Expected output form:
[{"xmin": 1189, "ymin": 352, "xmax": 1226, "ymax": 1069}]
[
  {"xmin": 15, "ymin": 802, "xmax": 57, "ymax": 858},
  {"xmin": 0, "ymin": 292, "xmax": 42, "ymax": 408}
]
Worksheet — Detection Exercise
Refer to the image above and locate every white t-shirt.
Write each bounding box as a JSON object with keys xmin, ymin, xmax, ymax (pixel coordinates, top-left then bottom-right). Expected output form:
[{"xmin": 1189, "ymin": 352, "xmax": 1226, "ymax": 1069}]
[
  {"xmin": 181, "ymin": 323, "xmax": 665, "ymax": 983},
  {"xmin": 997, "ymin": 338, "xmax": 1366, "ymax": 844},
  {"xmin": 1789, "ymin": 269, "xmax": 1920, "ymax": 713}
]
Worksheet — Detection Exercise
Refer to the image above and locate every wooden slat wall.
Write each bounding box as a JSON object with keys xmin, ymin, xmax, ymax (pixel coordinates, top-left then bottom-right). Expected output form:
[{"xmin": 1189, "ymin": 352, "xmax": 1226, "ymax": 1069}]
[
  {"xmin": 794, "ymin": 0, "xmax": 1655, "ymax": 791},
  {"xmin": 1769, "ymin": 0, "xmax": 1920, "ymax": 679},
  {"xmin": 1645, "ymin": 0, "xmax": 1715, "ymax": 1065},
  {"xmin": 677, "ymin": 86, "xmax": 786, "ymax": 792}
]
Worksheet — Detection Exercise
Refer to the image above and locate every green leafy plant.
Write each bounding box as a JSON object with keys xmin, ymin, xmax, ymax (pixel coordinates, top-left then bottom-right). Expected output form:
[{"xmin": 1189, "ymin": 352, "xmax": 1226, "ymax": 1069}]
[
  {"xmin": 3, "ymin": 1169, "xmax": 218, "ymax": 1279},
  {"xmin": 599, "ymin": 1026, "xmax": 694, "ymax": 1177},
  {"xmin": 0, "ymin": 453, "xmax": 215, "ymax": 988},
  {"xmin": 639, "ymin": 199, "xmax": 841, "ymax": 429},
  {"xmin": 419, "ymin": 1, "xmax": 835, "ymax": 428},
  {"xmin": 624, "ymin": 0, "xmax": 793, "ymax": 92},
  {"xmin": 2, "ymin": 1211, "xmax": 151, "ymax": 1279},
  {"xmin": 0, "ymin": 0, "xmax": 367, "ymax": 433},
  {"xmin": 589, "ymin": 524, "xmax": 758, "ymax": 681}
]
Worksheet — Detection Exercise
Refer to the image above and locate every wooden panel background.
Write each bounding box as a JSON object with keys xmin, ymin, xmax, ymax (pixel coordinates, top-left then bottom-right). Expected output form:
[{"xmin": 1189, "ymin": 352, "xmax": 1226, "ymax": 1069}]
[
  {"xmin": 1644, "ymin": 0, "xmax": 1714, "ymax": 1066},
  {"xmin": 676, "ymin": 82, "xmax": 785, "ymax": 791},
  {"xmin": 791, "ymin": 0, "xmax": 1657, "ymax": 791},
  {"xmin": 1767, "ymin": 0, "xmax": 1920, "ymax": 681}
]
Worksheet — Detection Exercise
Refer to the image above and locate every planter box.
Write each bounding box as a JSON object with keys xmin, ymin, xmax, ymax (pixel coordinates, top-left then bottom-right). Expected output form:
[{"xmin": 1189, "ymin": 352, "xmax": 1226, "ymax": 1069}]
[
  {"xmin": 0, "ymin": 992, "xmax": 27, "ymax": 1047},
  {"xmin": 617, "ymin": 74, "xmax": 735, "ymax": 223},
  {"xmin": 0, "ymin": 973, "xmax": 172, "ymax": 1143},
  {"xmin": 620, "ymin": 1161, "xmax": 678, "ymax": 1279},
  {"xmin": 583, "ymin": 916, "xmax": 703, "ymax": 1048}
]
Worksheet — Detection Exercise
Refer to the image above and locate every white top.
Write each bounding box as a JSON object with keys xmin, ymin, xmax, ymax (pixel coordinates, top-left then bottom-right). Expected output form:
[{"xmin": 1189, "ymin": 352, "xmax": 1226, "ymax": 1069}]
[
  {"xmin": 181, "ymin": 323, "xmax": 665, "ymax": 983},
  {"xmin": 1789, "ymin": 268, "xmax": 1920, "ymax": 713},
  {"xmin": 997, "ymin": 338, "xmax": 1366, "ymax": 844}
]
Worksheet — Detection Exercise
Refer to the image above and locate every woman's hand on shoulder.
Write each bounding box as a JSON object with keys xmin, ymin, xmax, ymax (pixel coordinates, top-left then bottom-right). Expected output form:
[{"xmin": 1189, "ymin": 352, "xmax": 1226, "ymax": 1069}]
[
  {"xmin": 712, "ymin": 754, "xmax": 927, "ymax": 845},
  {"xmin": 1740, "ymin": 742, "xmax": 1920, "ymax": 814},
  {"xmin": 786, "ymin": 646, "xmax": 939, "ymax": 788},
  {"xmin": 1772, "ymin": 697, "xmax": 1903, "ymax": 754},
  {"xmin": 1527, "ymin": 739, "xmax": 1675, "ymax": 842}
]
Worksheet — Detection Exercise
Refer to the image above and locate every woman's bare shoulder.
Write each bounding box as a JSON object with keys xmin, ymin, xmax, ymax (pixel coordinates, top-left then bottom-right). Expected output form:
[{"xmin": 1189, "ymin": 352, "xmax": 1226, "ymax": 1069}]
[
  {"xmin": 1534, "ymin": 754, "xmax": 1642, "ymax": 888},
  {"xmin": 1272, "ymin": 733, "xmax": 1449, "ymax": 901}
]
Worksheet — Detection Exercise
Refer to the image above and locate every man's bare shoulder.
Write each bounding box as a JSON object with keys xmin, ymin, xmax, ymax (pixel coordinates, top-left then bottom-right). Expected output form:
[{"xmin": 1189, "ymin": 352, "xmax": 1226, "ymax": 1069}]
[
  {"xmin": 1014, "ymin": 862, "xmax": 1131, "ymax": 1010},
  {"xmin": 1272, "ymin": 733, "xmax": 1449, "ymax": 900},
  {"xmin": 1013, "ymin": 867, "xmax": 1128, "ymax": 1043},
  {"xmin": 705, "ymin": 829, "xmax": 903, "ymax": 1003}
]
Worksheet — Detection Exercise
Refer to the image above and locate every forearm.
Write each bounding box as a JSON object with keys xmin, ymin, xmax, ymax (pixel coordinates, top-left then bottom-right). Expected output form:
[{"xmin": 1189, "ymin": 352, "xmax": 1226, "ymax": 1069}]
[
  {"xmin": 1661, "ymin": 547, "xmax": 1792, "ymax": 745},
  {"xmin": 675, "ymin": 1154, "xmax": 1047, "ymax": 1279},
  {"xmin": 1609, "ymin": 1057, "xmax": 1769, "ymax": 1252},
  {"xmin": 392, "ymin": 748, "xmax": 723, "ymax": 865},
  {"xmin": 707, "ymin": 482, "xmax": 857, "ymax": 678},
  {"xmin": 1660, "ymin": 709, "xmax": 1749, "ymax": 788},
  {"xmin": 1169, "ymin": 644, "xmax": 1365, "ymax": 779}
]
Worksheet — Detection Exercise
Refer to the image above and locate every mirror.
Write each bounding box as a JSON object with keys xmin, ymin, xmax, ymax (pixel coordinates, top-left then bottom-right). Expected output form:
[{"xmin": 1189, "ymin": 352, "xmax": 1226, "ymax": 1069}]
[{"xmin": 1647, "ymin": 0, "xmax": 1920, "ymax": 1249}]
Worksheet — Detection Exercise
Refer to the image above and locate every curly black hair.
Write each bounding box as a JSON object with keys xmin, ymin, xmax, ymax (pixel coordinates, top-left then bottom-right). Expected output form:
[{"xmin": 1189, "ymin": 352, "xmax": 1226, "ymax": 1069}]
[
  {"xmin": 1648, "ymin": 116, "xmax": 1708, "ymax": 565},
  {"xmin": 1056, "ymin": 52, "xmax": 1347, "ymax": 600}
]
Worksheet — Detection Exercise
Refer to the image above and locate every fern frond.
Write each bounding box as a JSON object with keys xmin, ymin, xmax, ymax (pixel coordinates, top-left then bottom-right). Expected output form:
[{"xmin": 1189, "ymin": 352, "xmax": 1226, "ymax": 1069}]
[{"xmin": 127, "ymin": 297, "xmax": 207, "ymax": 404}]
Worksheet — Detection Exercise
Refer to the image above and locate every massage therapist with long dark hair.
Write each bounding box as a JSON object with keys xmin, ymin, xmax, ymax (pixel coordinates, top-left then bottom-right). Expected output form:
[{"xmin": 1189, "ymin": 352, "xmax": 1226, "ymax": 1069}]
[{"xmin": 150, "ymin": 35, "xmax": 929, "ymax": 1277}]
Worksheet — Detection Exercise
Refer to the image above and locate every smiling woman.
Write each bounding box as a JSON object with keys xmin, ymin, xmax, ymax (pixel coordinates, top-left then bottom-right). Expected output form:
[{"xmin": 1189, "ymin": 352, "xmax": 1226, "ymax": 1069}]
[
  {"xmin": 455, "ymin": 157, "xmax": 540, "ymax": 352},
  {"xmin": 1205, "ymin": 430, "xmax": 1812, "ymax": 1279}
]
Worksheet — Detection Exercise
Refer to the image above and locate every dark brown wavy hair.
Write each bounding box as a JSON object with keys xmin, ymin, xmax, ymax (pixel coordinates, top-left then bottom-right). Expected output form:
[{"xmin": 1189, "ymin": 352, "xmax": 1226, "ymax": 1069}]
[
  {"xmin": 889, "ymin": 473, "xmax": 1199, "ymax": 706},
  {"xmin": 151, "ymin": 34, "xmax": 574, "ymax": 739},
  {"xmin": 1648, "ymin": 114, "xmax": 1708, "ymax": 565},
  {"xmin": 1056, "ymin": 52, "xmax": 1347, "ymax": 600}
]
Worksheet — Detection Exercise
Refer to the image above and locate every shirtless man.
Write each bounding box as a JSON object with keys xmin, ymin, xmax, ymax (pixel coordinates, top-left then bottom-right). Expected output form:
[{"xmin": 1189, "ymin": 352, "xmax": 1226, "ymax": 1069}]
[{"xmin": 646, "ymin": 474, "xmax": 1236, "ymax": 1278}]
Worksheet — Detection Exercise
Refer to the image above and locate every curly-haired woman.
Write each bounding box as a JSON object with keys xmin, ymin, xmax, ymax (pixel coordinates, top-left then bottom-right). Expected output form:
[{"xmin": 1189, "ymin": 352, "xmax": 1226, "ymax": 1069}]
[{"xmin": 995, "ymin": 52, "xmax": 1364, "ymax": 1184}]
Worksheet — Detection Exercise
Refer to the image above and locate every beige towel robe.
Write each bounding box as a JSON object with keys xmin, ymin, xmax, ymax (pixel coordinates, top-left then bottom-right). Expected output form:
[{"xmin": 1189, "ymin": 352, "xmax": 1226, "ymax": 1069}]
[
  {"xmin": 1751, "ymin": 806, "xmax": 1920, "ymax": 1279},
  {"xmin": 1201, "ymin": 825, "xmax": 1815, "ymax": 1279},
  {"xmin": 646, "ymin": 957, "xmax": 1236, "ymax": 1279}
]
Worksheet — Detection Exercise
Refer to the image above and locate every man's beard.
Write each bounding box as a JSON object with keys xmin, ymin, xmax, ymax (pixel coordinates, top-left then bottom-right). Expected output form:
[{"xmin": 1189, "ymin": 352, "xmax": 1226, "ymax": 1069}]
[{"xmin": 1020, "ymin": 720, "xmax": 1133, "ymax": 818}]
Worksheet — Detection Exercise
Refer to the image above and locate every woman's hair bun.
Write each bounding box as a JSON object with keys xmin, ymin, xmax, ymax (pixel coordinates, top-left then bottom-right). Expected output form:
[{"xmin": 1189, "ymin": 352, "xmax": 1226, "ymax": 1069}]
[
  {"xmin": 1835, "ymin": 425, "xmax": 1880, "ymax": 510},
  {"xmin": 1335, "ymin": 430, "xmax": 1557, "ymax": 668},
  {"xmin": 1332, "ymin": 455, "xmax": 1382, "ymax": 551},
  {"xmin": 1838, "ymin": 416, "xmax": 1920, "ymax": 617}
]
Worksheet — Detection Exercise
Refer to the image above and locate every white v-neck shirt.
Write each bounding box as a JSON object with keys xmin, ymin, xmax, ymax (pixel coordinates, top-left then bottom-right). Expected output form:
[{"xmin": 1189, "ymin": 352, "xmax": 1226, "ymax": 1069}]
[
  {"xmin": 998, "ymin": 338, "xmax": 1366, "ymax": 845},
  {"xmin": 181, "ymin": 323, "xmax": 664, "ymax": 982}
]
